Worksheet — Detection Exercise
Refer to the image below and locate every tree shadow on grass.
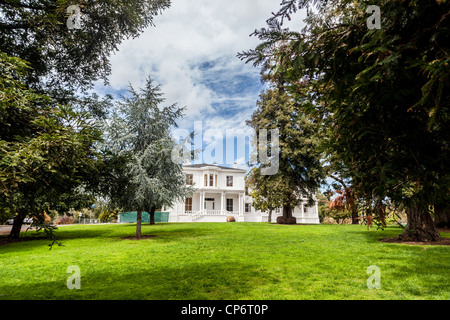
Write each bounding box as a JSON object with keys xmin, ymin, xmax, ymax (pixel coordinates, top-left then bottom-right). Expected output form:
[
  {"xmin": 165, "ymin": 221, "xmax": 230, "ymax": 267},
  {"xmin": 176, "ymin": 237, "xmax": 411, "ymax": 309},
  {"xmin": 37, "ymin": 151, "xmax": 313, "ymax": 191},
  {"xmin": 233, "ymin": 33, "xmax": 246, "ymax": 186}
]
[
  {"xmin": 349, "ymin": 226, "xmax": 404, "ymax": 243},
  {"xmin": 0, "ymin": 260, "xmax": 276, "ymax": 300},
  {"xmin": 352, "ymin": 225, "xmax": 450, "ymax": 246},
  {"xmin": 0, "ymin": 224, "xmax": 216, "ymax": 252}
]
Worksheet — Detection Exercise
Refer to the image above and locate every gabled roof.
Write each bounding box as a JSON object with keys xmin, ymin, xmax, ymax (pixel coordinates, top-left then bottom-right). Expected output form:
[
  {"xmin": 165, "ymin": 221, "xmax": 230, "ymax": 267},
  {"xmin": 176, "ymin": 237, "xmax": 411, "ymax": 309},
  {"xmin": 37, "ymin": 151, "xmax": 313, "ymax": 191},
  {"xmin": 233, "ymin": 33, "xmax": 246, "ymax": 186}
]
[{"xmin": 183, "ymin": 163, "xmax": 247, "ymax": 172}]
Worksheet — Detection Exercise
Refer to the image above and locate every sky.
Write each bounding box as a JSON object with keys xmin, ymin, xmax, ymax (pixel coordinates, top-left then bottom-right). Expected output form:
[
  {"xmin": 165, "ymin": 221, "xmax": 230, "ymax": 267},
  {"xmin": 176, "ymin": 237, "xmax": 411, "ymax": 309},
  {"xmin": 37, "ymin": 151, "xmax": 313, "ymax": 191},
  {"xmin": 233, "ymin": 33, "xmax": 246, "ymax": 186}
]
[{"xmin": 95, "ymin": 0, "xmax": 306, "ymax": 169}]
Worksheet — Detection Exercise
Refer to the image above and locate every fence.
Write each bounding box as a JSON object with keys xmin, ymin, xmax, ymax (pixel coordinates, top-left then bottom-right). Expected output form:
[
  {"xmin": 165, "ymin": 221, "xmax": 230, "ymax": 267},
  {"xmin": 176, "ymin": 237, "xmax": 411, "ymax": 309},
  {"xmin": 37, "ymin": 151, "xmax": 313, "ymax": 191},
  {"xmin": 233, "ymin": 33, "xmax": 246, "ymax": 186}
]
[{"xmin": 119, "ymin": 212, "xmax": 169, "ymax": 223}]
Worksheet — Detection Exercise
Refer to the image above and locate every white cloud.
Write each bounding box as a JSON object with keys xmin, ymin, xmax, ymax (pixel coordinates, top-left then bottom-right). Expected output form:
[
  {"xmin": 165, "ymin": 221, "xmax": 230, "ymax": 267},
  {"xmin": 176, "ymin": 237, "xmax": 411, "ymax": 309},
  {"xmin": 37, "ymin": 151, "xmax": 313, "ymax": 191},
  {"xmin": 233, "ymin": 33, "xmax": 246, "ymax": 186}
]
[{"xmin": 100, "ymin": 0, "xmax": 306, "ymax": 165}]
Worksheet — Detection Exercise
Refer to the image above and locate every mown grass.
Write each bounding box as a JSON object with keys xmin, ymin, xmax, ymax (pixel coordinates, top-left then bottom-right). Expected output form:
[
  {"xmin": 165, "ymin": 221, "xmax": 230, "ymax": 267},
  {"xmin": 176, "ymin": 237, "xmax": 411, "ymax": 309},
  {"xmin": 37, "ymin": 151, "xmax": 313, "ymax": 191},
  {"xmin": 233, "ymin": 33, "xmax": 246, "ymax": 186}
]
[{"xmin": 0, "ymin": 223, "xmax": 448, "ymax": 300}]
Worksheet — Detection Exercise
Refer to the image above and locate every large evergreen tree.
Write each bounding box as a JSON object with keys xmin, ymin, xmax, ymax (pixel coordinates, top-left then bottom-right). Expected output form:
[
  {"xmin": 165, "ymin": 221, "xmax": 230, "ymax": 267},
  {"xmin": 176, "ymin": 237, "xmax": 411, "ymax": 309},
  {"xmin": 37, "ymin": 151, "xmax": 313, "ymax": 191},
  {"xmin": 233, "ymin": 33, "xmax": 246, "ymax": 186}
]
[
  {"xmin": 240, "ymin": 0, "xmax": 449, "ymax": 241},
  {"xmin": 246, "ymin": 86, "xmax": 325, "ymax": 223},
  {"xmin": 101, "ymin": 78, "xmax": 193, "ymax": 238}
]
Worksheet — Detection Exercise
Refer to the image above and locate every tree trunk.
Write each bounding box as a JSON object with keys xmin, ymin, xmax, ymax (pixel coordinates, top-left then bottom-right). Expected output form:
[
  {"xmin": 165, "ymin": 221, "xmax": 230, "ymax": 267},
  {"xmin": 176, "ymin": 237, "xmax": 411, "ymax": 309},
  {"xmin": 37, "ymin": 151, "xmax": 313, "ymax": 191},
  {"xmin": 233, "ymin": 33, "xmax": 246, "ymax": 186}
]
[
  {"xmin": 8, "ymin": 210, "xmax": 26, "ymax": 239},
  {"xmin": 351, "ymin": 208, "xmax": 359, "ymax": 225},
  {"xmin": 277, "ymin": 204, "xmax": 296, "ymax": 224},
  {"xmin": 268, "ymin": 208, "xmax": 272, "ymax": 223},
  {"xmin": 149, "ymin": 206, "xmax": 156, "ymax": 225},
  {"xmin": 434, "ymin": 203, "xmax": 450, "ymax": 228},
  {"xmin": 136, "ymin": 210, "xmax": 142, "ymax": 240},
  {"xmin": 398, "ymin": 205, "xmax": 440, "ymax": 242},
  {"xmin": 282, "ymin": 205, "xmax": 292, "ymax": 219}
]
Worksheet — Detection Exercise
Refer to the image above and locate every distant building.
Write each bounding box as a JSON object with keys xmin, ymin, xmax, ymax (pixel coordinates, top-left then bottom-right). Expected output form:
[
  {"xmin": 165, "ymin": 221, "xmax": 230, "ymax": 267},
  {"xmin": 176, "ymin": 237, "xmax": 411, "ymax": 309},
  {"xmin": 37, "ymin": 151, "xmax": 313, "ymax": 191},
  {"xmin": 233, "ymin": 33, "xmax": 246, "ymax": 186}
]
[{"xmin": 164, "ymin": 164, "xmax": 320, "ymax": 223}]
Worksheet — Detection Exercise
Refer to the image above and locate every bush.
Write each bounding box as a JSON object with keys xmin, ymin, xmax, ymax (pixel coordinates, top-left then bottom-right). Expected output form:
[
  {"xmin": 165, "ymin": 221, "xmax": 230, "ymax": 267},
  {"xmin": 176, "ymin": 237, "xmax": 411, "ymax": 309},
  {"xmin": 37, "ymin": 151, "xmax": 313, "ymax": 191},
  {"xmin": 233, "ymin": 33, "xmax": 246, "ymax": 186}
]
[
  {"xmin": 54, "ymin": 215, "xmax": 75, "ymax": 225},
  {"xmin": 276, "ymin": 216, "xmax": 287, "ymax": 224},
  {"xmin": 99, "ymin": 210, "xmax": 110, "ymax": 223},
  {"xmin": 276, "ymin": 216, "xmax": 297, "ymax": 224},
  {"xmin": 226, "ymin": 216, "xmax": 236, "ymax": 222}
]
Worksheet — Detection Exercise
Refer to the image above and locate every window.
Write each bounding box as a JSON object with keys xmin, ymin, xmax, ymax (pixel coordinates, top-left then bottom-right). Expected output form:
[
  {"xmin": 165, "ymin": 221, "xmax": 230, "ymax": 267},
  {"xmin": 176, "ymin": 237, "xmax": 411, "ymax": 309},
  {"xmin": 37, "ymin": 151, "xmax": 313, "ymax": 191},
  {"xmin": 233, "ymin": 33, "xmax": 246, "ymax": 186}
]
[
  {"xmin": 210, "ymin": 174, "xmax": 214, "ymax": 187},
  {"xmin": 215, "ymin": 174, "xmax": 217, "ymax": 187},
  {"xmin": 304, "ymin": 205, "xmax": 308, "ymax": 213},
  {"xmin": 226, "ymin": 199, "xmax": 233, "ymax": 212},
  {"xmin": 186, "ymin": 174, "xmax": 193, "ymax": 185},
  {"xmin": 245, "ymin": 203, "xmax": 251, "ymax": 213},
  {"xmin": 204, "ymin": 174, "xmax": 208, "ymax": 187},
  {"xmin": 226, "ymin": 176, "xmax": 233, "ymax": 187},
  {"xmin": 185, "ymin": 198, "xmax": 192, "ymax": 212}
]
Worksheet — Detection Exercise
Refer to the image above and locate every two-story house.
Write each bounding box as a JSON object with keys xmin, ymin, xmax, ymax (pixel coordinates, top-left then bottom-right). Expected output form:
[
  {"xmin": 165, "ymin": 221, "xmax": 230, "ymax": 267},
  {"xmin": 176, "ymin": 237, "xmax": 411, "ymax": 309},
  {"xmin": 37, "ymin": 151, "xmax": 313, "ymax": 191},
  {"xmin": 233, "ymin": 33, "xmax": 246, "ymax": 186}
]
[{"xmin": 165, "ymin": 163, "xmax": 320, "ymax": 224}]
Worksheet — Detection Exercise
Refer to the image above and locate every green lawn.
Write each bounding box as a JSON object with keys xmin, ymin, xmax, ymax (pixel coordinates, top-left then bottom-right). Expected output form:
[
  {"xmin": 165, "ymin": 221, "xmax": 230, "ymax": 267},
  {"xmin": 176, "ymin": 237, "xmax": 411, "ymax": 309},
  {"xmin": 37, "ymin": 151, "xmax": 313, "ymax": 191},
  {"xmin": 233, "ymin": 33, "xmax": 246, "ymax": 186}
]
[{"xmin": 0, "ymin": 223, "xmax": 449, "ymax": 300}]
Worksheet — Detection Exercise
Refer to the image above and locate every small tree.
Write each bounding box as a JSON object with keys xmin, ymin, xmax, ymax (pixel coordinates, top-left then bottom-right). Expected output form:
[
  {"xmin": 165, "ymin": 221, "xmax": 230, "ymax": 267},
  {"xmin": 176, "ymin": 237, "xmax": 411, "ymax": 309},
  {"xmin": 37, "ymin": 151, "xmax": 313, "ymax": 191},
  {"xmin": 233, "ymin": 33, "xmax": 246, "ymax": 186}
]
[
  {"xmin": 246, "ymin": 167, "xmax": 285, "ymax": 223},
  {"xmin": 102, "ymin": 77, "xmax": 193, "ymax": 238}
]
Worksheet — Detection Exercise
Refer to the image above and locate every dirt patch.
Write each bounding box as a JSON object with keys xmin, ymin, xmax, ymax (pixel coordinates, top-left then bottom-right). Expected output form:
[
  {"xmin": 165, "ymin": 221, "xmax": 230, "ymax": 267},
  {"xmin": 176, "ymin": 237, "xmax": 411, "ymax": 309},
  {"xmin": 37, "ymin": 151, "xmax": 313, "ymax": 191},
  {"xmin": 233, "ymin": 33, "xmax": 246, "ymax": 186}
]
[
  {"xmin": 380, "ymin": 237, "xmax": 450, "ymax": 246},
  {"xmin": 121, "ymin": 235, "xmax": 157, "ymax": 240}
]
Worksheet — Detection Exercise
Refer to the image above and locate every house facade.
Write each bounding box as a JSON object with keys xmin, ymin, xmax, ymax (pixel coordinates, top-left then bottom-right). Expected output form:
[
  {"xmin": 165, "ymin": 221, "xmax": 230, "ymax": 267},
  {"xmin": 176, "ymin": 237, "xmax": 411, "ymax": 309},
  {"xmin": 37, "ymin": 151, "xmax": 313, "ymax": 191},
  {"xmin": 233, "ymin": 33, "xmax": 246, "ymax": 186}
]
[{"xmin": 165, "ymin": 164, "xmax": 320, "ymax": 224}]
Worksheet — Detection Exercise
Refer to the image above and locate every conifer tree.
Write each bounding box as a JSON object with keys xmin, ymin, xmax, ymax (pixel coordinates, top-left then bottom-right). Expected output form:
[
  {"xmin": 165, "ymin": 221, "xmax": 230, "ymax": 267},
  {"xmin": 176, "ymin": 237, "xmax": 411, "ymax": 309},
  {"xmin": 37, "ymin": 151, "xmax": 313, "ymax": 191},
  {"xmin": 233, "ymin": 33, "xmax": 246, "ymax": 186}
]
[{"xmin": 103, "ymin": 78, "xmax": 193, "ymax": 238}]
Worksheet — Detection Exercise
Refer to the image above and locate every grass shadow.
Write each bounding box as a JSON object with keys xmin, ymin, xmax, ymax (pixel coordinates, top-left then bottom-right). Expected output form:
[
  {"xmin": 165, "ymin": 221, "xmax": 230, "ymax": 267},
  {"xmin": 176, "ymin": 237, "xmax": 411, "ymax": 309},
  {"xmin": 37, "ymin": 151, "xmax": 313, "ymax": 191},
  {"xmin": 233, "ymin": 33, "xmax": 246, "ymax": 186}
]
[{"xmin": 0, "ymin": 260, "xmax": 276, "ymax": 300}]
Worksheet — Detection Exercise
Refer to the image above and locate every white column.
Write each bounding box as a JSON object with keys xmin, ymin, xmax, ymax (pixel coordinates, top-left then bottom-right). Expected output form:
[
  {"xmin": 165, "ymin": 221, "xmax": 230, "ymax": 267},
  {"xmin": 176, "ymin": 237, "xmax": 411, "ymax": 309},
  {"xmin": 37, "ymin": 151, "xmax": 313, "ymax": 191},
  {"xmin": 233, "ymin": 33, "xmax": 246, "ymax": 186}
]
[
  {"xmin": 201, "ymin": 191, "xmax": 205, "ymax": 211},
  {"xmin": 238, "ymin": 193, "xmax": 242, "ymax": 216},
  {"xmin": 301, "ymin": 202, "xmax": 304, "ymax": 219},
  {"xmin": 221, "ymin": 192, "xmax": 225, "ymax": 213}
]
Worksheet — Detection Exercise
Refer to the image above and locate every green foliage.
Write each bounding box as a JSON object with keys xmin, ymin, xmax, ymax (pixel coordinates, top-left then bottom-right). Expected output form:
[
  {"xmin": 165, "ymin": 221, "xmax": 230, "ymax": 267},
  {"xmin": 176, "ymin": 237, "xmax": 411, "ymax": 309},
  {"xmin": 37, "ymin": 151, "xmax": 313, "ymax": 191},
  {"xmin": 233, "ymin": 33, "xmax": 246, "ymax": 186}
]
[
  {"xmin": 240, "ymin": 0, "xmax": 449, "ymax": 239},
  {"xmin": 246, "ymin": 167, "xmax": 285, "ymax": 212},
  {"xmin": 0, "ymin": 52, "xmax": 102, "ymax": 236},
  {"xmin": 99, "ymin": 210, "xmax": 110, "ymax": 223},
  {"xmin": 0, "ymin": 206, "xmax": 13, "ymax": 224},
  {"xmin": 29, "ymin": 222, "xmax": 64, "ymax": 250},
  {"xmin": 100, "ymin": 77, "xmax": 194, "ymax": 227},
  {"xmin": 0, "ymin": 0, "xmax": 171, "ymax": 91},
  {"xmin": 246, "ymin": 86, "xmax": 325, "ymax": 219}
]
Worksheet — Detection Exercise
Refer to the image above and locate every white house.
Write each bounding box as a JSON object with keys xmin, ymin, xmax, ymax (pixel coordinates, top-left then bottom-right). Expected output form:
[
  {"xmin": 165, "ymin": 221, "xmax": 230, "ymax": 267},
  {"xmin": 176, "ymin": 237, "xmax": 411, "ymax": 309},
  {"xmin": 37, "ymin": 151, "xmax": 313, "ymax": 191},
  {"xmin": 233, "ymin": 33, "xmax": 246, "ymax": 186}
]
[{"xmin": 165, "ymin": 164, "xmax": 320, "ymax": 224}]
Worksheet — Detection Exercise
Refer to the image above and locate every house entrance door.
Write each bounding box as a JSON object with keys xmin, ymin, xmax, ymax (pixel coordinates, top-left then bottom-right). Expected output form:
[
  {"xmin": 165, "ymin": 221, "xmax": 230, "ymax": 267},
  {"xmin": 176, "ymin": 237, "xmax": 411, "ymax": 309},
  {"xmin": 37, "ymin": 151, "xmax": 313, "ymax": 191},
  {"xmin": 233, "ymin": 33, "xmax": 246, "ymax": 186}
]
[{"xmin": 205, "ymin": 198, "xmax": 215, "ymax": 210}]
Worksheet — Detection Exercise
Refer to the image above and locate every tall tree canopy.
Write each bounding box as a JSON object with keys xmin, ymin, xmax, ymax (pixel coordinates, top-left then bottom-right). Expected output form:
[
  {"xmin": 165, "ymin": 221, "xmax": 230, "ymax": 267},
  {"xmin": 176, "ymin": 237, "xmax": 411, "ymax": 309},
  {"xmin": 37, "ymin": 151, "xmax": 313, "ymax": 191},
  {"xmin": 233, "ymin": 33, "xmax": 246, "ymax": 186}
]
[
  {"xmin": 0, "ymin": 0, "xmax": 170, "ymax": 91},
  {"xmin": 239, "ymin": 0, "xmax": 450, "ymax": 240}
]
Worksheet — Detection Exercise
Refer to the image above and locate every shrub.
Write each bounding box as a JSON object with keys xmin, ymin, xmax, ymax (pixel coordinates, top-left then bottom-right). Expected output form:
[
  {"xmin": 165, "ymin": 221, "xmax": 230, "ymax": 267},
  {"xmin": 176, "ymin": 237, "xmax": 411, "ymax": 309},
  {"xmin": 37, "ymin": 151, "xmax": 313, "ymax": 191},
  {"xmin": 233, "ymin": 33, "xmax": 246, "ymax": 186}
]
[
  {"xmin": 99, "ymin": 210, "xmax": 110, "ymax": 223},
  {"xmin": 226, "ymin": 216, "xmax": 236, "ymax": 222},
  {"xmin": 276, "ymin": 216, "xmax": 297, "ymax": 224},
  {"xmin": 55, "ymin": 215, "xmax": 75, "ymax": 225}
]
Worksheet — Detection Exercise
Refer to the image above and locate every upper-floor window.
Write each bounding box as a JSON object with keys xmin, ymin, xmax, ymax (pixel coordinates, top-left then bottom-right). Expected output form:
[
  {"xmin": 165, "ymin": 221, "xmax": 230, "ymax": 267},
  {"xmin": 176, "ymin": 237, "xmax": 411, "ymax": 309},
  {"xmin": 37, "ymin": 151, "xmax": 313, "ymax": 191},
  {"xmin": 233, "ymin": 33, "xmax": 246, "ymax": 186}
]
[
  {"xmin": 186, "ymin": 174, "xmax": 193, "ymax": 185},
  {"xmin": 226, "ymin": 176, "xmax": 233, "ymax": 187},
  {"xmin": 204, "ymin": 173, "xmax": 216, "ymax": 187}
]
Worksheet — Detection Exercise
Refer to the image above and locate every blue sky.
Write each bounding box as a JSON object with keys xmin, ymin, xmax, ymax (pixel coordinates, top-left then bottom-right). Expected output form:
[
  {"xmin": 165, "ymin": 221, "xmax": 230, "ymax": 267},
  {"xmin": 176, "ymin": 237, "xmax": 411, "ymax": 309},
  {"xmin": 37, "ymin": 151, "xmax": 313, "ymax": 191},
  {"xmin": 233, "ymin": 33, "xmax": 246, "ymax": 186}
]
[{"xmin": 95, "ymin": 0, "xmax": 306, "ymax": 169}]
